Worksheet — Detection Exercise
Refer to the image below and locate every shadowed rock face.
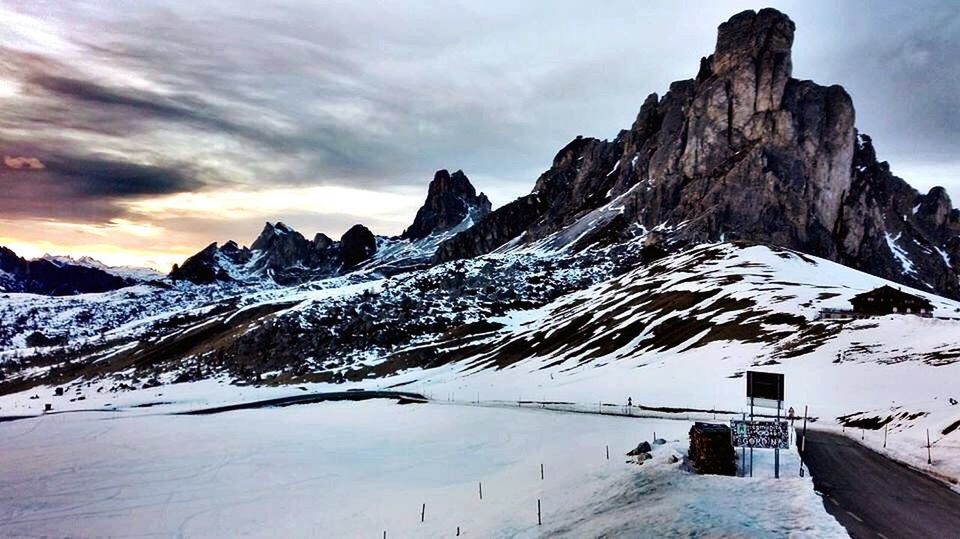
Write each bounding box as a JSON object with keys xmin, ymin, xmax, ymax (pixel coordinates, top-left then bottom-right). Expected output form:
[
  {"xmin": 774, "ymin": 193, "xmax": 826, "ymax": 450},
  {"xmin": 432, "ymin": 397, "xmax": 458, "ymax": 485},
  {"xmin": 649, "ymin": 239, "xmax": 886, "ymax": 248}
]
[
  {"xmin": 170, "ymin": 241, "xmax": 252, "ymax": 284},
  {"xmin": 340, "ymin": 224, "xmax": 377, "ymax": 267},
  {"xmin": 437, "ymin": 8, "xmax": 960, "ymax": 299},
  {"xmin": 249, "ymin": 222, "xmax": 313, "ymax": 273},
  {"xmin": 401, "ymin": 169, "xmax": 491, "ymax": 241}
]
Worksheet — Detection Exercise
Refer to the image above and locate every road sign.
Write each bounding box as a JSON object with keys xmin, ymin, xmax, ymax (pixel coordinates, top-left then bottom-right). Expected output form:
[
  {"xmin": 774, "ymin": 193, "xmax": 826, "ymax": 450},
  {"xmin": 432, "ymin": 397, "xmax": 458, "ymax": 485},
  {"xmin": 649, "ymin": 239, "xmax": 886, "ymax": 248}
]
[
  {"xmin": 746, "ymin": 371, "xmax": 784, "ymax": 401},
  {"xmin": 732, "ymin": 420, "xmax": 788, "ymax": 449}
]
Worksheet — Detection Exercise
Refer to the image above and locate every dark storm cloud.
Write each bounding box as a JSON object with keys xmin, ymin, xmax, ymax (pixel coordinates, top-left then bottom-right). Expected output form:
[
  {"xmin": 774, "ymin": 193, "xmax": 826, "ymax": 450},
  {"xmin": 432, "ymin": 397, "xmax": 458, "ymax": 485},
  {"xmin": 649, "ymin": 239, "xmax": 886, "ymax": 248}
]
[
  {"xmin": 41, "ymin": 154, "xmax": 198, "ymax": 198},
  {"xmin": 0, "ymin": 139, "xmax": 205, "ymax": 221}
]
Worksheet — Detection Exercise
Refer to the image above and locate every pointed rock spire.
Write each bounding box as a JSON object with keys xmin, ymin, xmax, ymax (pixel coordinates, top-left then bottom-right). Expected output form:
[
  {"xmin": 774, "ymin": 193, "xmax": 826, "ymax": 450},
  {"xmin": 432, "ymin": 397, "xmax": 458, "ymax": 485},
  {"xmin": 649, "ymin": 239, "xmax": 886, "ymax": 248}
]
[{"xmin": 401, "ymin": 169, "xmax": 492, "ymax": 241}]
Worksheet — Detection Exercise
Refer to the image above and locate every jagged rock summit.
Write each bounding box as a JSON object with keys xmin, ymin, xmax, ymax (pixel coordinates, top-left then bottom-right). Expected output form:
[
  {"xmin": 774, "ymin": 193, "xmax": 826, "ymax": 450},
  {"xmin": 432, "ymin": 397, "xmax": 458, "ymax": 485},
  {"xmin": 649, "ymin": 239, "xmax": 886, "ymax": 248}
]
[
  {"xmin": 402, "ymin": 169, "xmax": 491, "ymax": 241},
  {"xmin": 437, "ymin": 8, "xmax": 960, "ymax": 299}
]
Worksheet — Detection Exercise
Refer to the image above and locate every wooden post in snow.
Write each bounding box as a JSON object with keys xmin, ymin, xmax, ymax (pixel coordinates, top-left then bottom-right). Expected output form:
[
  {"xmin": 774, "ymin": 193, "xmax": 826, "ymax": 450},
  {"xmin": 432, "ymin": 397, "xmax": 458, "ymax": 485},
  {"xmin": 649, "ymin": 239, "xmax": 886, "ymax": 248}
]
[
  {"xmin": 421, "ymin": 503, "xmax": 425, "ymax": 523},
  {"xmin": 927, "ymin": 429, "xmax": 932, "ymax": 465},
  {"xmin": 537, "ymin": 499, "xmax": 542, "ymax": 526},
  {"xmin": 541, "ymin": 463, "xmax": 544, "ymax": 480},
  {"xmin": 606, "ymin": 445, "xmax": 609, "ymax": 460},
  {"xmin": 479, "ymin": 481, "xmax": 482, "ymax": 500},
  {"xmin": 884, "ymin": 423, "xmax": 888, "ymax": 448}
]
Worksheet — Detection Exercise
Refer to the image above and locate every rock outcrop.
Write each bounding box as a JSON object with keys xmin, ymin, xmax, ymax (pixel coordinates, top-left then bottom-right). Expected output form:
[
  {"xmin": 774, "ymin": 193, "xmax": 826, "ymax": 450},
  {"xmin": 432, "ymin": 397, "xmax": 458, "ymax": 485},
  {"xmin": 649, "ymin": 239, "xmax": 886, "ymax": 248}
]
[
  {"xmin": 436, "ymin": 8, "xmax": 960, "ymax": 299},
  {"xmin": 401, "ymin": 169, "xmax": 491, "ymax": 241},
  {"xmin": 340, "ymin": 224, "xmax": 377, "ymax": 268}
]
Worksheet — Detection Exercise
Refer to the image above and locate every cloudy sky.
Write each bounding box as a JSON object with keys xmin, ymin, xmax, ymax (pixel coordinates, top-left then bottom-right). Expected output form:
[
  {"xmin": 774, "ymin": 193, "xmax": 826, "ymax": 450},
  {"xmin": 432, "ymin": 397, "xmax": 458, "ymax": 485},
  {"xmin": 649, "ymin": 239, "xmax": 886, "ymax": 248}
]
[{"xmin": 1, "ymin": 0, "xmax": 958, "ymax": 270}]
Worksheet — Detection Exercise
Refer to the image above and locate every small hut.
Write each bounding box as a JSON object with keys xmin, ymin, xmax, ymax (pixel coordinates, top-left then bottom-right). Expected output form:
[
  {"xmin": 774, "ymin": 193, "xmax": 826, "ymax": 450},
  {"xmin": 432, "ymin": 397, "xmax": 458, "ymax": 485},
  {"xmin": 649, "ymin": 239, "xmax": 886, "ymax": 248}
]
[{"xmin": 850, "ymin": 285, "xmax": 933, "ymax": 316}]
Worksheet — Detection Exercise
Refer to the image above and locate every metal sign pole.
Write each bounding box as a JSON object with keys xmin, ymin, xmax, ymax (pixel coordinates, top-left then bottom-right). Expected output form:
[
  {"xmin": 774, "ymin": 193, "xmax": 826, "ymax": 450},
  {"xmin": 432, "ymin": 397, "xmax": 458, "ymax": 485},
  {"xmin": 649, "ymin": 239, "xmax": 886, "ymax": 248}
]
[
  {"xmin": 740, "ymin": 412, "xmax": 746, "ymax": 477},
  {"xmin": 749, "ymin": 396, "xmax": 754, "ymax": 478},
  {"xmin": 774, "ymin": 400, "xmax": 780, "ymax": 478}
]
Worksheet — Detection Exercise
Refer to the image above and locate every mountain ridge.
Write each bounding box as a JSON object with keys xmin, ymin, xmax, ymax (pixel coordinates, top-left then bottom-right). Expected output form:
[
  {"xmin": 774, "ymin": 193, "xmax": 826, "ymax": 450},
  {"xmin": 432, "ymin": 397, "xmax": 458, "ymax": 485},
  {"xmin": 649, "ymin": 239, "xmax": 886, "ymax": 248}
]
[{"xmin": 168, "ymin": 169, "xmax": 492, "ymax": 286}]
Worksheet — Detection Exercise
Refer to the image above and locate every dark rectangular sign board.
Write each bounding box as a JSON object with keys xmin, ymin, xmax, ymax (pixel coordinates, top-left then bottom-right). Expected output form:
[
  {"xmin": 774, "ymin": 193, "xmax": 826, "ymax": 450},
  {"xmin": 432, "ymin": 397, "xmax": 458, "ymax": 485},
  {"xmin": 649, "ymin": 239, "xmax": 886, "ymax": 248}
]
[{"xmin": 746, "ymin": 371, "xmax": 784, "ymax": 401}]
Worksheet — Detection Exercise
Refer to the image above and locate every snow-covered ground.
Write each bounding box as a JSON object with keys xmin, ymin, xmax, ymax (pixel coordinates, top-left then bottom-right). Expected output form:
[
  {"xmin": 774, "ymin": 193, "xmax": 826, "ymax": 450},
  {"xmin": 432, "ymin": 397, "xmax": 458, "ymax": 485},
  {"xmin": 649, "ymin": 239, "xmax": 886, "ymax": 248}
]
[{"xmin": 0, "ymin": 400, "xmax": 844, "ymax": 538}]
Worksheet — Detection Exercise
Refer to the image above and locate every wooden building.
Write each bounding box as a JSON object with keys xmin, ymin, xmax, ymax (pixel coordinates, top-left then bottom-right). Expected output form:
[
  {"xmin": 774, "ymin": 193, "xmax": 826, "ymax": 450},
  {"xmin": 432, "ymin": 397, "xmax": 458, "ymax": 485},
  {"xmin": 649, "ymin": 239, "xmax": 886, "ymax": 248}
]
[{"xmin": 850, "ymin": 285, "xmax": 933, "ymax": 316}]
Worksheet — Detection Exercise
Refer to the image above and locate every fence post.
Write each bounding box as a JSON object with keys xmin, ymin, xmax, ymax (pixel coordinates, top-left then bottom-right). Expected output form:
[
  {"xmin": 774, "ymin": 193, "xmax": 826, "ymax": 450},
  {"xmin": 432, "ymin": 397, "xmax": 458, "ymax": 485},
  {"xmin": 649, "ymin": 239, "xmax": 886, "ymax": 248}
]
[
  {"xmin": 421, "ymin": 503, "xmax": 425, "ymax": 523},
  {"xmin": 884, "ymin": 423, "xmax": 888, "ymax": 448},
  {"xmin": 606, "ymin": 445, "xmax": 609, "ymax": 460},
  {"xmin": 537, "ymin": 499, "xmax": 542, "ymax": 526},
  {"xmin": 799, "ymin": 405, "xmax": 808, "ymax": 477},
  {"xmin": 541, "ymin": 463, "xmax": 544, "ymax": 480},
  {"xmin": 479, "ymin": 481, "xmax": 482, "ymax": 500},
  {"xmin": 927, "ymin": 429, "xmax": 932, "ymax": 465}
]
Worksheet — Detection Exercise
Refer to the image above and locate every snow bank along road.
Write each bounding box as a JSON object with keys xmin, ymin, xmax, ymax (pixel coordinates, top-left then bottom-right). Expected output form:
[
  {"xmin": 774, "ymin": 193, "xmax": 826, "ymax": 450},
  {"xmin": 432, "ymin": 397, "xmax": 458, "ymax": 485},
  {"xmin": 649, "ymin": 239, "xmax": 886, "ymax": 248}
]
[
  {"xmin": 0, "ymin": 399, "xmax": 845, "ymax": 537},
  {"xmin": 803, "ymin": 430, "xmax": 960, "ymax": 538}
]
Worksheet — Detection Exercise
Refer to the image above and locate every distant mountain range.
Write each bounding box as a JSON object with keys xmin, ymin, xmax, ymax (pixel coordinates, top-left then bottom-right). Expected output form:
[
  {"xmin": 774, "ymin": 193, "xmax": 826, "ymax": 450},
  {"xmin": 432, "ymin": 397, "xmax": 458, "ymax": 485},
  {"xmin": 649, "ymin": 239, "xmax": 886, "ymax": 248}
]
[
  {"xmin": 0, "ymin": 247, "xmax": 159, "ymax": 296},
  {"xmin": 167, "ymin": 168, "xmax": 492, "ymax": 286}
]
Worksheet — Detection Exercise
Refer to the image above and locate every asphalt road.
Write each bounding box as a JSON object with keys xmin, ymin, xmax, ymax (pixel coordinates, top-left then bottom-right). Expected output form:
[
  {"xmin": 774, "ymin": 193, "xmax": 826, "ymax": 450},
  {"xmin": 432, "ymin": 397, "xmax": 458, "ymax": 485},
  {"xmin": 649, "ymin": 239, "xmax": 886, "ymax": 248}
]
[{"xmin": 802, "ymin": 429, "xmax": 960, "ymax": 538}]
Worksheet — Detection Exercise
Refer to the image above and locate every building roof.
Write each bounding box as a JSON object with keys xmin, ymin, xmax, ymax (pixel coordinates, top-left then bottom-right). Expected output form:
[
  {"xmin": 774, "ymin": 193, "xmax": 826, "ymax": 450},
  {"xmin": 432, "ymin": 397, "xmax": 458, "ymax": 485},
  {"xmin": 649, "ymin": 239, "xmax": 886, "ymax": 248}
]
[{"xmin": 851, "ymin": 285, "xmax": 933, "ymax": 307}]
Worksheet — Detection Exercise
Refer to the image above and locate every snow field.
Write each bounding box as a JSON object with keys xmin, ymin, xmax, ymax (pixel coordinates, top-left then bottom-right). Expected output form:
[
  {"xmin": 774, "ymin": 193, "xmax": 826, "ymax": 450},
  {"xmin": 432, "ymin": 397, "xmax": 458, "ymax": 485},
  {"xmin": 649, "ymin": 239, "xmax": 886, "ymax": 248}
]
[{"xmin": 0, "ymin": 400, "xmax": 844, "ymax": 537}]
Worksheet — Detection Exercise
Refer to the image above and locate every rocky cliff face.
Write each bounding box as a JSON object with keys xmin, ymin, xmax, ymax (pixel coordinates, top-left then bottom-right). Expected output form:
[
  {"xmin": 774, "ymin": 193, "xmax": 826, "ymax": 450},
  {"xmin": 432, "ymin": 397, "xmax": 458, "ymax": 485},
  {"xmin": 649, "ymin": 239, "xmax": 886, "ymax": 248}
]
[
  {"xmin": 401, "ymin": 169, "xmax": 491, "ymax": 241},
  {"xmin": 436, "ymin": 8, "xmax": 960, "ymax": 299}
]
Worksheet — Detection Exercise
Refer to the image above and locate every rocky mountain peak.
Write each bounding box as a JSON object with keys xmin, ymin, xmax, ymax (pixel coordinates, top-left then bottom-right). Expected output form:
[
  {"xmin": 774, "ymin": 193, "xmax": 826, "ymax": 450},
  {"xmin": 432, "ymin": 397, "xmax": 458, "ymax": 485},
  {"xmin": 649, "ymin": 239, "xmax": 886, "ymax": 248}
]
[
  {"xmin": 710, "ymin": 9, "xmax": 794, "ymax": 93},
  {"xmin": 251, "ymin": 221, "xmax": 301, "ymax": 251},
  {"xmin": 401, "ymin": 169, "xmax": 492, "ymax": 241},
  {"xmin": 313, "ymin": 233, "xmax": 334, "ymax": 251},
  {"xmin": 340, "ymin": 224, "xmax": 377, "ymax": 267}
]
